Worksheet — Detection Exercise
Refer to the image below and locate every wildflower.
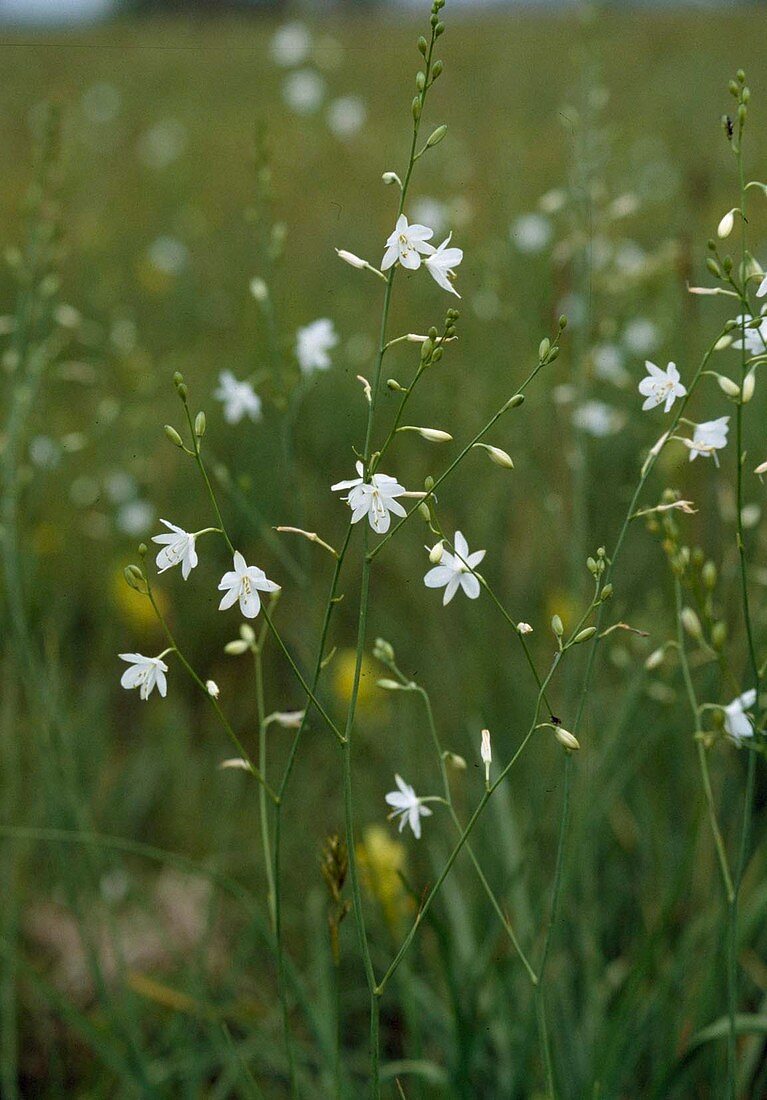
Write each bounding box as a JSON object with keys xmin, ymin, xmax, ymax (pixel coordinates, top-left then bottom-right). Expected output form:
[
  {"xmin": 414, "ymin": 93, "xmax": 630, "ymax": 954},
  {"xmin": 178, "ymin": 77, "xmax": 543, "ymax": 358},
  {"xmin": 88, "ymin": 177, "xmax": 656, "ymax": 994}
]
[
  {"xmin": 723, "ymin": 689, "xmax": 757, "ymax": 743},
  {"xmin": 336, "ymin": 249, "xmax": 368, "ymax": 270},
  {"xmin": 385, "ymin": 775, "xmax": 432, "ymax": 839},
  {"xmin": 218, "ymin": 552, "xmax": 280, "ymax": 619},
  {"xmin": 510, "ymin": 213, "xmax": 552, "ymax": 253},
  {"xmin": 754, "ymin": 458, "xmax": 767, "ymax": 481},
  {"xmin": 424, "ymin": 233, "xmax": 463, "ymax": 297},
  {"xmin": 731, "ymin": 310, "xmax": 767, "ymax": 356},
  {"xmin": 214, "ymin": 371, "xmax": 262, "ymax": 425},
  {"xmin": 684, "ymin": 417, "xmax": 730, "ymax": 465},
  {"xmin": 151, "ymin": 519, "xmax": 198, "ymax": 579},
  {"xmin": 757, "ymin": 273, "xmax": 767, "ymax": 298},
  {"xmin": 268, "ymin": 710, "xmax": 305, "ymax": 729},
  {"xmin": 331, "ymin": 461, "xmax": 407, "ymax": 534},
  {"xmin": 638, "ymin": 361, "xmax": 687, "ymax": 413},
  {"xmin": 296, "ymin": 318, "xmax": 338, "ymax": 374},
  {"xmin": 717, "ymin": 208, "xmax": 737, "ymax": 238},
  {"xmin": 480, "ymin": 729, "xmax": 492, "ymax": 784},
  {"xmin": 205, "ymin": 680, "xmax": 220, "ymax": 699},
  {"xmin": 517, "ymin": 622, "xmax": 533, "ymax": 635},
  {"xmin": 381, "ymin": 214, "xmax": 434, "ymax": 272},
  {"xmin": 119, "ymin": 652, "xmax": 168, "ymax": 700},
  {"xmin": 423, "ymin": 530, "xmax": 485, "ymax": 605}
]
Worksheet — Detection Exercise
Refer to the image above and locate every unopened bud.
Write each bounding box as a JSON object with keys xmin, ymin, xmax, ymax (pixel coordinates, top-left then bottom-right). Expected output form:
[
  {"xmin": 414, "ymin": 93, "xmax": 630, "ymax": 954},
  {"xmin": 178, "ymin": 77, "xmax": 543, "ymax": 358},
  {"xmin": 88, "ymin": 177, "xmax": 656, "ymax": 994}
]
[
  {"xmin": 336, "ymin": 248, "xmax": 368, "ymax": 270},
  {"xmin": 377, "ymin": 678, "xmax": 406, "ymax": 692},
  {"xmin": 164, "ymin": 424, "xmax": 184, "ymax": 448},
  {"xmin": 538, "ymin": 337, "xmax": 551, "ymax": 361},
  {"xmin": 426, "ymin": 124, "xmax": 448, "ymax": 148},
  {"xmin": 473, "ymin": 442, "xmax": 513, "ymax": 468},
  {"xmin": 717, "ymin": 373, "xmax": 740, "ymax": 398},
  {"xmin": 412, "ymin": 96, "xmax": 422, "ymax": 121},
  {"xmin": 717, "ymin": 209, "xmax": 736, "ymax": 239},
  {"xmin": 702, "ymin": 561, "xmax": 717, "ymax": 589},
  {"xmin": 600, "ymin": 583, "xmax": 613, "ymax": 602},
  {"xmin": 711, "ymin": 621, "xmax": 728, "ymax": 649},
  {"xmin": 373, "ymin": 638, "xmax": 395, "ymax": 663},
  {"xmin": 444, "ymin": 751, "xmax": 466, "ymax": 770},
  {"xmin": 742, "ymin": 371, "xmax": 755, "ymax": 403},
  {"xmin": 680, "ymin": 607, "xmax": 703, "ymax": 639},
  {"xmin": 382, "ymin": 171, "xmax": 402, "ymax": 188},
  {"xmin": 505, "ymin": 393, "xmax": 525, "ymax": 410},
  {"xmin": 401, "ymin": 425, "xmax": 452, "ymax": 443},
  {"xmin": 431, "ymin": 60, "xmax": 444, "ymax": 79},
  {"xmin": 572, "ymin": 627, "xmax": 596, "ymax": 645},
  {"xmin": 551, "ymin": 614, "xmax": 564, "ymax": 638},
  {"xmin": 194, "ymin": 411, "xmax": 206, "ymax": 438},
  {"xmin": 225, "ymin": 639, "xmax": 250, "ymax": 656},
  {"xmin": 429, "ymin": 541, "xmax": 444, "ymax": 564},
  {"xmin": 645, "ymin": 647, "xmax": 666, "ymax": 671},
  {"xmin": 706, "ymin": 257, "xmax": 722, "ymax": 279},
  {"xmin": 206, "ymin": 680, "xmax": 220, "ymax": 699},
  {"xmin": 123, "ymin": 564, "xmax": 147, "ymax": 594},
  {"xmin": 555, "ymin": 727, "xmax": 580, "ymax": 751},
  {"xmin": 418, "ymin": 501, "xmax": 431, "ymax": 522}
]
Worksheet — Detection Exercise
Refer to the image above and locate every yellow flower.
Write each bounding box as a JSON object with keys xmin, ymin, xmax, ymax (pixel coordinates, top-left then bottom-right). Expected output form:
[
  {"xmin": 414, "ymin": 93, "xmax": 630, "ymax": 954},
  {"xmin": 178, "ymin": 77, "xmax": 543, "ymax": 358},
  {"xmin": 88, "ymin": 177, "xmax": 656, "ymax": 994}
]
[{"xmin": 357, "ymin": 825, "xmax": 412, "ymax": 933}]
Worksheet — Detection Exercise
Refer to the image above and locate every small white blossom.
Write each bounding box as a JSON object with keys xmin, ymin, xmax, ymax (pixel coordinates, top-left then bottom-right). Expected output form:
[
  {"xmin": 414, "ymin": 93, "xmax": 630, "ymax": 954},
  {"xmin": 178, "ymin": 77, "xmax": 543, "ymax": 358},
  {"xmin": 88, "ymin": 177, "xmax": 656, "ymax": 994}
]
[
  {"xmin": 424, "ymin": 233, "xmax": 463, "ymax": 297},
  {"xmin": 296, "ymin": 318, "xmax": 338, "ymax": 374},
  {"xmin": 684, "ymin": 417, "xmax": 730, "ymax": 465},
  {"xmin": 336, "ymin": 249, "xmax": 368, "ymax": 270},
  {"xmin": 757, "ymin": 273, "xmax": 767, "ymax": 298},
  {"xmin": 424, "ymin": 530, "xmax": 485, "ymax": 605},
  {"xmin": 717, "ymin": 209, "xmax": 736, "ymax": 239},
  {"xmin": 218, "ymin": 552, "xmax": 280, "ymax": 620},
  {"xmin": 119, "ymin": 653, "xmax": 168, "ymax": 701},
  {"xmin": 731, "ymin": 311, "xmax": 767, "ymax": 356},
  {"xmin": 269, "ymin": 710, "xmax": 306, "ymax": 729},
  {"xmin": 517, "ymin": 622, "xmax": 533, "ymax": 635},
  {"xmin": 723, "ymin": 689, "xmax": 757, "ymax": 743},
  {"xmin": 331, "ymin": 461, "xmax": 407, "ymax": 534},
  {"xmin": 206, "ymin": 680, "xmax": 220, "ymax": 699},
  {"xmin": 152, "ymin": 519, "xmax": 198, "ymax": 580},
  {"xmin": 381, "ymin": 214, "xmax": 434, "ymax": 272},
  {"xmin": 638, "ymin": 361, "xmax": 687, "ymax": 413},
  {"xmin": 385, "ymin": 774, "xmax": 432, "ymax": 839},
  {"xmin": 214, "ymin": 371, "xmax": 262, "ymax": 425}
]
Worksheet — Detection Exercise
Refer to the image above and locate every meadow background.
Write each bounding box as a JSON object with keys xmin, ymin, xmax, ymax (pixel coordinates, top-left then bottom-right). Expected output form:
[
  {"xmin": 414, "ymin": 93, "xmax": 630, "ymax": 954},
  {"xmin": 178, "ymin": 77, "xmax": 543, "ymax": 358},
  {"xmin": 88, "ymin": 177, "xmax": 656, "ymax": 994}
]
[{"xmin": 2, "ymin": 4, "xmax": 767, "ymax": 1096}]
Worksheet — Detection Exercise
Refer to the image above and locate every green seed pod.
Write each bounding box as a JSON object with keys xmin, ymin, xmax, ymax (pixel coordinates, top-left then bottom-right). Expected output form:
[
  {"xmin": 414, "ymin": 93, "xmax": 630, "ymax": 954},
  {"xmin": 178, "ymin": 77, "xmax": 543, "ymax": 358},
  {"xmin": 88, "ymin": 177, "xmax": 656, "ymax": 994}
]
[
  {"xmin": 573, "ymin": 627, "xmax": 597, "ymax": 645},
  {"xmin": 417, "ymin": 35, "xmax": 428, "ymax": 55},
  {"xmin": 600, "ymin": 583, "xmax": 613, "ymax": 602},
  {"xmin": 551, "ymin": 614, "xmax": 564, "ymax": 637},
  {"xmin": 538, "ymin": 337, "xmax": 551, "ymax": 361},
  {"xmin": 412, "ymin": 97, "xmax": 422, "ymax": 121},
  {"xmin": 506, "ymin": 393, "xmax": 525, "ymax": 409},
  {"xmin": 416, "ymin": 71, "xmax": 426, "ymax": 91},
  {"xmin": 706, "ymin": 257, "xmax": 721, "ymax": 278},
  {"xmin": 418, "ymin": 502, "xmax": 431, "ymax": 522},
  {"xmin": 432, "ymin": 59, "xmax": 444, "ymax": 79},
  {"xmin": 547, "ymin": 346, "xmax": 560, "ymax": 363},
  {"xmin": 194, "ymin": 411, "xmax": 206, "ymax": 439},
  {"xmin": 124, "ymin": 564, "xmax": 147, "ymax": 595},
  {"xmin": 435, "ymin": 21, "xmax": 445, "ymax": 36}
]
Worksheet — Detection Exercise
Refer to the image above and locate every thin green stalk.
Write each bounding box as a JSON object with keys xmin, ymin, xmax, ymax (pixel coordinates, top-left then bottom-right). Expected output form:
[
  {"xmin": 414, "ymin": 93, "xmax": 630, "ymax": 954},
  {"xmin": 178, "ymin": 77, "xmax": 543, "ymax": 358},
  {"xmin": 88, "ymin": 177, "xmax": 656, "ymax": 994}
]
[
  {"xmin": 254, "ymin": 636, "xmax": 276, "ymax": 928},
  {"xmin": 673, "ymin": 576, "xmax": 734, "ymax": 902}
]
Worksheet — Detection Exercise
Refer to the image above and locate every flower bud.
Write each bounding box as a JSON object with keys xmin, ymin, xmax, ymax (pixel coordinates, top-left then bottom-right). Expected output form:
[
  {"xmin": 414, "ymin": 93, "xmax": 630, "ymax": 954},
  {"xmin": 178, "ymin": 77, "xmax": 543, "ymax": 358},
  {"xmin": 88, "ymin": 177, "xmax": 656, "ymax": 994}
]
[
  {"xmin": 505, "ymin": 393, "xmax": 525, "ymax": 409},
  {"xmin": 194, "ymin": 411, "xmax": 206, "ymax": 439},
  {"xmin": 336, "ymin": 248, "xmax": 368, "ymax": 269},
  {"xmin": 555, "ymin": 727, "xmax": 580, "ymax": 751},
  {"xmin": 431, "ymin": 60, "xmax": 444, "ymax": 80},
  {"xmin": 716, "ymin": 373, "xmax": 740, "ymax": 398},
  {"xmin": 373, "ymin": 637, "xmax": 395, "ymax": 663},
  {"xmin": 123, "ymin": 564, "xmax": 147, "ymax": 594},
  {"xmin": 249, "ymin": 277, "xmax": 268, "ymax": 302},
  {"xmin": 473, "ymin": 442, "xmax": 513, "ymax": 468},
  {"xmin": 377, "ymin": 678, "xmax": 405, "ymax": 692},
  {"xmin": 412, "ymin": 96, "xmax": 421, "ymax": 121},
  {"xmin": 240, "ymin": 624, "xmax": 256, "ymax": 644},
  {"xmin": 600, "ymin": 583, "xmax": 613, "ymax": 602},
  {"xmin": 225, "ymin": 639, "xmax": 250, "ymax": 656},
  {"xmin": 164, "ymin": 424, "xmax": 184, "ymax": 448},
  {"xmin": 702, "ymin": 561, "xmax": 717, "ymax": 590},
  {"xmin": 480, "ymin": 728, "xmax": 492, "ymax": 783},
  {"xmin": 742, "ymin": 371, "xmax": 755, "ymax": 403},
  {"xmin": 572, "ymin": 627, "xmax": 597, "ymax": 645},
  {"xmin": 425, "ymin": 124, "xmax": 448, "ymax": 148},
  {"xmin": 551, "ymin": 614, "xmax": 564, "ymax": 638},
  {"xmin": 417, "ymin": 34, "xmax": 428, "ymax": 55},
  {"xmin": 402, "ymin": 425, "xmax": 452, "ymax": 443},
  {"xmin": 711, "ymin": 621, "xmax": 728, "ymax": 650},
  {"xmin": 429, "ymin": 541, "xmax": 444, "ymax": 564},
  {"xmin": 717, "ymin": 209, "xmax": 736, "ymax": 239},
  {"xmin": 680, "ymin": 607, "xmax": 703, "ymax": 640},
  {"xmin": 706, "ymin": 257, "xmax": 722, "ymax": 279},
  {"xmin": 382, "ymin": 171, "xmax": 402, "ymax": 188},
  {"xmin": 418, "ymin": 501, "xmax": 432, "ymax": 522},
  {"xmin": 444, "ymin": 751, "xmax": 467, "ymax": 770},
  {"xmin": 517, "ymin": 621, "xmax": 533, "ymax": 635},
  {"xmin": 206, "ymin": 680, "xmax": 220, "ymax": 699},
  {"xmin": 645, "ymin": 647, "xmax": 666, "ymax": 671},
  {"xmin": 538, "ymin": 337, "xmax": 551, "ymax": 361}
]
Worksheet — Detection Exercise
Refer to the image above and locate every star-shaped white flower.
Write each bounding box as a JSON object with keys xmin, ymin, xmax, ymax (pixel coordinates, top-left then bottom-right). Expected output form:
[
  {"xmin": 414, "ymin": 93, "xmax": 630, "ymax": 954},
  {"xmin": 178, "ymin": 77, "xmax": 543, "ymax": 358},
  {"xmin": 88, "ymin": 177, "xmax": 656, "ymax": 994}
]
[
  {"xmin": 214, "ymin": 371, "xmax": 262, "ymax": 425},
  {"xmin": 385, "ymin": 774, "xmax": 432, "ymax": 839},
  {"xmin": 723, "ymin": 689, "xmax": 757, "ymax": 743},
  {"xmin": 295, "ymin": 318, "xmax": 338, "ymax": 374},
  {"xmin": 152, "ymin": 519, "xmax": 198, "ymax": 579},
  {"xmin": 731, "ymin": 310, "xmax": 767, "ymax": 356},
  {"xmin": 119, "ymin": 653, "xmax": 168, "ymax": 701},
  {"xmin": 331, "ymin": 461, "xmax": 407, "ymax": 534},
  {"xmin": 218, "ymin": 551, "xmax": 280, "ymax": 619},
  {"xmin": 638, "ymin": 361, "xmax": 687, "ymax": 413},
  {"xmin": 381, "ymin": 214, "xmax": 434, "ymax": 272},
  {"xmin": 424, "ymin": 233, "xmax": 463, "ymax": 297},
  {"xmin": 684, "ymin": 416, "xmax": 730, "ymax": 465},
  {"xmin": 424, "ymin": 530, "xmax": 485, "ymax": 605}
]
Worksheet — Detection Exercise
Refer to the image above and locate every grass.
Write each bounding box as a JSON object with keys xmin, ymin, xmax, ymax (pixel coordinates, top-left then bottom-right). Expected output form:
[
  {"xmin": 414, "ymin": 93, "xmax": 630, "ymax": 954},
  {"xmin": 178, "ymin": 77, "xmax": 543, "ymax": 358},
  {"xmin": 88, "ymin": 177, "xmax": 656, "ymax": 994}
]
[{"xmin": 1, "ymin": 5, "xmax": 767, "ymax": 1097}]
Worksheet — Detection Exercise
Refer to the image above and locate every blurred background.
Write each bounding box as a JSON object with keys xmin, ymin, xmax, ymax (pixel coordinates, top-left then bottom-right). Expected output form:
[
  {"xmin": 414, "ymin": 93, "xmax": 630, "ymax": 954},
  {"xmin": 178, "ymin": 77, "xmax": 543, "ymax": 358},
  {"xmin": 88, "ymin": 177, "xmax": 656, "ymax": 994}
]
[{"xmin": 2, "ymin": 0, "xmax": 767, "ymax": 1096}]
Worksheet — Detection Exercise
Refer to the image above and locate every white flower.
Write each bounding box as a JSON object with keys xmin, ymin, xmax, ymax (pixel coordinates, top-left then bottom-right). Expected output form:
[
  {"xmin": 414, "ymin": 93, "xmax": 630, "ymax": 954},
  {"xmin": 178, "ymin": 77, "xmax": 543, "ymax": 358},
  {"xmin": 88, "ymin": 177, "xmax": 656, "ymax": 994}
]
[
  {"xmin": 381, "ymin": 214, "xmax": 434, "ymax": 272},
  {"xmin": 385, "ymin": 774, "xmax": 432, "ymax": 839},
  {"xmin": 638, "ymin": 361, "xmax": 687, "ymax": 413},
  {"xmin": 730, "ymin": 311, "xmax": 767, "ymax": 356},
  {"xmin": 424, "ymin": 233, "xmax": 463, "ymax": 297},
  {"xmin": 331, "ymin": 461, "xmax": 407, "ymax": 534},
  {"xmin": 517, "ymin": 622, "xmax": 533, "ymax": 635},
  {"xmin": 296, "ymin": 318, "xmax": 338, "ymax": 374},
  {"xmin": 326, "ymin": 95, "xmax": 366, "ymax": 139},
  {"xmin": 151, "ymin": 519, "xmax": 198, "ymax": 580},
  {"xmin": 757, "ymin": 273, "xmax": 767, "ymax": 298},
  {"xmin": 206, "ymin": 680, "xmax": 220, "ymax": 699},
  {"xmin": 214, "ymin": 371, "xmax": 262, "ymax": 425},
  {"xmin": 572, "ymin": 401, "xmax": 625, "ymax": 438},
  {"xmin": 270, "ymin": 21, "xmax": 311, "ymax": 67},
  {"xmin": 684, "ymin": 417, "xmax": 730, "ymax": 465},
  {"xmin": 424, "ymin": 530, "xmax": 485, "ymax": 605},
  {"xmin": 269, "ymin": 710, "xmax": 305, "ymax": 729},
  {"xmin": 282, "ymin": 69, "xmax": 325, "ymax": 115},
  {"xmin": 119, "ymin": 653, "xmax": 168, "ymax": 701},
  {"xmin": 723, "ymin": 689, "xmax": 757, "ymax": 743},
  {"xmin": 510, "ymin": 213, "xmax": 552, "ymax": 253},
  {"xmin": 218, "ymin": 551, "xmax": 280, "ymax": 619}
]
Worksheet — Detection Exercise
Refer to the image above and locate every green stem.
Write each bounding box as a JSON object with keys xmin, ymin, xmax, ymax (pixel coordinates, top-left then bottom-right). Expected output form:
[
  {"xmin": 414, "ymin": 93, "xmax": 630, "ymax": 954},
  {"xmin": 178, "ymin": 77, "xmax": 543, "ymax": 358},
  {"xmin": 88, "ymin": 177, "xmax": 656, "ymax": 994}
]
[{"xmin": 254, "ymin": 641, "xmax": 276, "ymax": 928}]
